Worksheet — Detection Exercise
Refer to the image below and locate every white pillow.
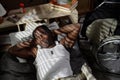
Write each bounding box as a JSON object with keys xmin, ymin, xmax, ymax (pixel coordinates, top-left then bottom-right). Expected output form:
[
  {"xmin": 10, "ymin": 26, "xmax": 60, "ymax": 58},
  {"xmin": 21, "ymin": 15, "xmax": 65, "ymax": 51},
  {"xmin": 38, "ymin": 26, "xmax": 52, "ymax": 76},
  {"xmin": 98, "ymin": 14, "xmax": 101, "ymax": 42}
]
[{"xmin": 9, "ymin": 30, "xmax": 33, "ymax": 46}]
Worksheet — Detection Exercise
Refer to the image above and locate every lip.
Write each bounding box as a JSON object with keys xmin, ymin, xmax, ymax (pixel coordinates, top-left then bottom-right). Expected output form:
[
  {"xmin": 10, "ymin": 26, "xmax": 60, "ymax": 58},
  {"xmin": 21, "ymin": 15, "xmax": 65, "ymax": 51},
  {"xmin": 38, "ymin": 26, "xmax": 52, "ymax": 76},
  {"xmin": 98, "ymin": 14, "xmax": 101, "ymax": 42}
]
[
  {"xmin": 39, "ymin": 40, "xmax": 49, "ymax": 47},
  {"xmin": 34, "ymin": 38, "xmax": 49, "ymax": 47}
]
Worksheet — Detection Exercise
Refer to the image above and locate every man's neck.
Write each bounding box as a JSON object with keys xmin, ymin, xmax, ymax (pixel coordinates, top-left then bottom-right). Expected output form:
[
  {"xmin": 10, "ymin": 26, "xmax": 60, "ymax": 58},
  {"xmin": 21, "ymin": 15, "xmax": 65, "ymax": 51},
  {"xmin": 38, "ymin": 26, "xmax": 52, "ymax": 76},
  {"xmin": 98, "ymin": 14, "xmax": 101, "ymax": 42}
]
[
  {"xmin": 40, "ymin": 43, "xmax": 56, "ymax": 49},
  {"xmin": 48, "ymin": 43, "xmax": 56, "ymax": 48}
]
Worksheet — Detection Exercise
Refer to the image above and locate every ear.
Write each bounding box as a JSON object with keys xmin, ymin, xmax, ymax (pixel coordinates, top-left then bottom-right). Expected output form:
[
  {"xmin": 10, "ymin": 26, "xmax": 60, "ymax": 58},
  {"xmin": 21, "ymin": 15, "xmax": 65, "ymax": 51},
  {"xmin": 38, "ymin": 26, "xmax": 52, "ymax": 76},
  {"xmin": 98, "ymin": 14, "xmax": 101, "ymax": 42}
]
[{"xmin": 52, "ymin": 31, "xmax": 57, "ymax": 41}]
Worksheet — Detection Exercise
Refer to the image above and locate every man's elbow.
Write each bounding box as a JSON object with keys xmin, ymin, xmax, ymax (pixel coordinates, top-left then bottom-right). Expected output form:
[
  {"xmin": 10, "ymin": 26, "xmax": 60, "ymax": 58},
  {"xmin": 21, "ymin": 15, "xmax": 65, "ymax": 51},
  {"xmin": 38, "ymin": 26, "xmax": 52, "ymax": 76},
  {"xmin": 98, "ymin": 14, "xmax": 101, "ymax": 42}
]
[{"xmin": 8, "ymin": 46, "xmax": 18, "ymax": 55}]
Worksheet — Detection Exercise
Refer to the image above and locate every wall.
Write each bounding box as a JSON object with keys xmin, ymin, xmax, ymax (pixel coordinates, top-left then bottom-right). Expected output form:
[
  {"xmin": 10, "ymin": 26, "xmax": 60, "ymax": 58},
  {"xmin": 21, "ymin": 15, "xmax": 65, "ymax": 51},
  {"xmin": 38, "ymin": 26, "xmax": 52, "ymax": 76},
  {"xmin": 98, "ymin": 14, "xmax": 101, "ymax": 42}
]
[
  {"xmin": 0, "ymin": 0, "xmax": 95, "ymax": 15},
  {"xmin": 0, "ymin": 0, "xmax": 49, "ymax": 11},
  {"xmin": 76, "ymin": 0, "xmax": 94, "ymax": 15}
]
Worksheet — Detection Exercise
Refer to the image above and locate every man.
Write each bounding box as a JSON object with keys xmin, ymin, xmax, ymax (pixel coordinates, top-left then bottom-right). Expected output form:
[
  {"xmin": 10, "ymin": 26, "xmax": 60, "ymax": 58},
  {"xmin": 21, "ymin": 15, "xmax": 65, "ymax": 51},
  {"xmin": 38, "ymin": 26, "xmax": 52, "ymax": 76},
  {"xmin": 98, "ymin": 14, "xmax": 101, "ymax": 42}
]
[{"xmin": 8, "ymin": 23, "xmax": 80, "ymax": 80}]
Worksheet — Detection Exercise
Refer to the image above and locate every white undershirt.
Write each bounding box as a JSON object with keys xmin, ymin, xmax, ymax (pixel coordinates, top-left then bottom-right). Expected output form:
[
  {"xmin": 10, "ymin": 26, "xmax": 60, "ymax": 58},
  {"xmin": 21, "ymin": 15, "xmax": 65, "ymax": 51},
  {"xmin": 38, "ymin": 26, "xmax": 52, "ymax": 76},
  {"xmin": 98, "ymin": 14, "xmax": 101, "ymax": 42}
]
[{"xmin": 34, "ymin": 42, "xmax": 73, "ymax": 80}]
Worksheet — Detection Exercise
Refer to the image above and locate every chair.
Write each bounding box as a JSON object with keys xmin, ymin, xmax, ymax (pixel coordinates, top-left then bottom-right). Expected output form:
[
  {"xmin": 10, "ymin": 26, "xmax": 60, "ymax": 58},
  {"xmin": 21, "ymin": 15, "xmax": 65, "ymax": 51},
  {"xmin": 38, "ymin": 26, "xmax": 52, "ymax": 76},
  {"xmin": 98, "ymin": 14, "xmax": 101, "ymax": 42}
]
[{"xmin": 79, "ymin": 18, "xmax": 120, "ymax": 80}]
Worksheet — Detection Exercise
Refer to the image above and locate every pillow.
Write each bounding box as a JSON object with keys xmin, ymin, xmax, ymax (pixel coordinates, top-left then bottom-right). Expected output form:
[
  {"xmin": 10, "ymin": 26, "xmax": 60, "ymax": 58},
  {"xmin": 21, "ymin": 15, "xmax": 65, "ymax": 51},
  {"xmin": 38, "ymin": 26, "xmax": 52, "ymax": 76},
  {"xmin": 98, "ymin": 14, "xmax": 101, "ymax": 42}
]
[{"xmin": 9, "ymin": 30, "xmax": 33, "ymax": 46}]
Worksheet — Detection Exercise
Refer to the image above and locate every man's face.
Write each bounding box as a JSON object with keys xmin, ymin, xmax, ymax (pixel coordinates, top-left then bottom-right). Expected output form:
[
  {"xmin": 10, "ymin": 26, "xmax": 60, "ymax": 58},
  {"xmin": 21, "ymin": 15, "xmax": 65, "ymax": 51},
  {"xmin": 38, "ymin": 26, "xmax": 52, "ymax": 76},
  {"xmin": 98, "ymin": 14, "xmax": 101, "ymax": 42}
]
[{"xmin": 33, "ymin": 28, "xmax": 51, "ymax": 48}]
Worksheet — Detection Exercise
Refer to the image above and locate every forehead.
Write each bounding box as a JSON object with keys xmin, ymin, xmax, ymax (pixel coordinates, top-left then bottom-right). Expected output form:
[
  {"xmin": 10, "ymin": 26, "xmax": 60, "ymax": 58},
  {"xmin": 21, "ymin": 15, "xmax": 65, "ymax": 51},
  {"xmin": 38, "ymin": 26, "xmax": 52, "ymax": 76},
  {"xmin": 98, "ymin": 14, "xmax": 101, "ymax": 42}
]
[
  {"xmin": 35, "ymin": 27, "xmax": 45, "ymax": 33},
  {"xmin": 34, "ymin": 27, "xmax": 48, "ymax": 36}
]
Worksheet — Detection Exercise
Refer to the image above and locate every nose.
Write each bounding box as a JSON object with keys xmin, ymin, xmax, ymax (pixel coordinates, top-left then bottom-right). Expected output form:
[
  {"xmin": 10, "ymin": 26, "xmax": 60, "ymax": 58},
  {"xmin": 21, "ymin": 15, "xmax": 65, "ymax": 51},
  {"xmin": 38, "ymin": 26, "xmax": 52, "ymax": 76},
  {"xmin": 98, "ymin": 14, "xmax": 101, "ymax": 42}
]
[{"xmin": 37, "ymin": 35, "xmax": 46, "ymax": 41}]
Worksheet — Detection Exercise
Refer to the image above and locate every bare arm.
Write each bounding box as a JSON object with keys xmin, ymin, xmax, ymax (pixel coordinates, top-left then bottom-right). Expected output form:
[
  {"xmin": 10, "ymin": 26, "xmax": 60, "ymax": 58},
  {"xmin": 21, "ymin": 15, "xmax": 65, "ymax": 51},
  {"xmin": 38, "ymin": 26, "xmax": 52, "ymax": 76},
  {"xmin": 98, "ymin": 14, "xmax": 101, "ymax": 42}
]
[
  {"xmin": 8, "ymin": 40, "xmax": 37, "ymax": 59},
  {"xmin": 53, "ymin": 23, "xmax": 80, "ymax": 48}
]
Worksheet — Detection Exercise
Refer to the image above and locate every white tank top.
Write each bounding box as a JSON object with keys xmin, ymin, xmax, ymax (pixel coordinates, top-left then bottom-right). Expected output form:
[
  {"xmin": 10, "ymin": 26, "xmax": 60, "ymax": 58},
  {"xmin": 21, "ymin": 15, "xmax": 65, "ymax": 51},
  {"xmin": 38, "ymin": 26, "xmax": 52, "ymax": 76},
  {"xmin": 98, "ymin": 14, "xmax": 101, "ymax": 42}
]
[{"xmin": 34, "ymin": 42, "xmax": 73, "ymax": 80}]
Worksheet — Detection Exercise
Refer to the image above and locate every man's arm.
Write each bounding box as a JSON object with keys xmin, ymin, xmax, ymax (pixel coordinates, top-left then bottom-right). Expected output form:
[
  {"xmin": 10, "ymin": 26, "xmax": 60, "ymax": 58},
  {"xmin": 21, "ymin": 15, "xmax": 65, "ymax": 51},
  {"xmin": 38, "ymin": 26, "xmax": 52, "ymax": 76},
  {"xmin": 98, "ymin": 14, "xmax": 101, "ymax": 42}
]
[
  {"xmin": 8, "ymin": 40, "xmax": 37, "ymax": 58},
  {"xmin": 53, "ymin": 23, "xmax": 80, "ymax": 48}
]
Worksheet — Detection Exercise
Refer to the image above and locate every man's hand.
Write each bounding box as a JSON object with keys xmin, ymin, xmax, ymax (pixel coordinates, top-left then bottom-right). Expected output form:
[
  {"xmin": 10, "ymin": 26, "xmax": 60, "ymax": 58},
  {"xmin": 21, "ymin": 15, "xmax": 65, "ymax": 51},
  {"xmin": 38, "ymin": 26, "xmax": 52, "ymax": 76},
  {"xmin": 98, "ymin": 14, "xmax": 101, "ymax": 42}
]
[
  {"xmin": 53, "ymin": 29, "xmax": 62, "ymax": 35},
  {"xmin": 30, "ymin": 47, "xmax": 37, "ymax": 57},
  {"xmin": 16, "ymin": 39, "xmax": 32, "ymax": 48},
  {"xmin": 53, "ymin": 23, "xmax": 80, "ymax": 48}
]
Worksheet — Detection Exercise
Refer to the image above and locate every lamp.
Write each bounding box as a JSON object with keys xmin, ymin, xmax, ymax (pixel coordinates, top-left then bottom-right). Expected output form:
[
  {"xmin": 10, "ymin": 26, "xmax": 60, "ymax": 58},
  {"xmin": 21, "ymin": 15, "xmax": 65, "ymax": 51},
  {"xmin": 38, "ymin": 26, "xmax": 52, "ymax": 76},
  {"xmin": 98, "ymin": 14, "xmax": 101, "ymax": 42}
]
[
  {"xmin": 0, "ymin": 3, "xmax": 6, "ymax": 24},
  {"xmin": 0, "ymin": 3, "xmax": 6, "ymax": 17}
]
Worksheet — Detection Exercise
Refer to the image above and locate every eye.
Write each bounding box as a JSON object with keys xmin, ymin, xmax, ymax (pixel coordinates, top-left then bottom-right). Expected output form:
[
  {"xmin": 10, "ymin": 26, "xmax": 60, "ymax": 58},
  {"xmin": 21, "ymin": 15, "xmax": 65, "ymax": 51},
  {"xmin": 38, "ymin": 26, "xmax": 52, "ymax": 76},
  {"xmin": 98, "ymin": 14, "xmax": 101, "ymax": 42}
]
[{"xmin": 41, "ymin": 30, "xmax": 47, "ymax": 35}]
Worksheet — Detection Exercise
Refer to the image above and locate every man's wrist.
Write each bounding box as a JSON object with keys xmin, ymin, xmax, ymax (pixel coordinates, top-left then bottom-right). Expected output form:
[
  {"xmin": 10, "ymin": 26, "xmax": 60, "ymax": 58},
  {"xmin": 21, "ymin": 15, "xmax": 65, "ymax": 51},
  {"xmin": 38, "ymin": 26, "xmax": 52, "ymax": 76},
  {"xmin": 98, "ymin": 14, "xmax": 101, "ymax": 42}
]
[
  {"xmin": 53, "ymin": 29, "xmax": 61, "ymax": 34},
  {"xmin": 16, "ymin": 43, "xmax": 24, "ymax": 48}
]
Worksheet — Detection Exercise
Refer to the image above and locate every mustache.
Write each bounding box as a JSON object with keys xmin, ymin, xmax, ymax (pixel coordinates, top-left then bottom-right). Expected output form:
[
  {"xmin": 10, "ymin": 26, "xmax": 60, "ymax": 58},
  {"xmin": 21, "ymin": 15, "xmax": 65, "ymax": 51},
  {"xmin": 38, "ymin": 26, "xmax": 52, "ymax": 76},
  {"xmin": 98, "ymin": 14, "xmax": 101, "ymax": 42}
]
[
  {"xmin": 33, "ymin": 39, "xmax": 50, "ymax": 45},
  {"xmin": 44, "ymin": 40, "xmax": 49, "ymax": 44},
  {"xmin": 40, "ymin": 40, "xmax": 53, "ymax": 47}
]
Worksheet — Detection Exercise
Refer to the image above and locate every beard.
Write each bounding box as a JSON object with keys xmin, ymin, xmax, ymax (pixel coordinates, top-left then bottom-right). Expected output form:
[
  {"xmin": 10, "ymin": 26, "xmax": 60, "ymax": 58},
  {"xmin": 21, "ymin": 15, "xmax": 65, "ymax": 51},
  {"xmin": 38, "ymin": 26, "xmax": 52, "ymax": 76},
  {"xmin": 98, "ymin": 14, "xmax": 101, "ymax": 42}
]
[
  {"xmin": 40, "ymin": 40, "xmax": 50, "ymax": 48},
  {"xmin": 35, "ymin": 39, "xmax": 53, "ymax": 48}
]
